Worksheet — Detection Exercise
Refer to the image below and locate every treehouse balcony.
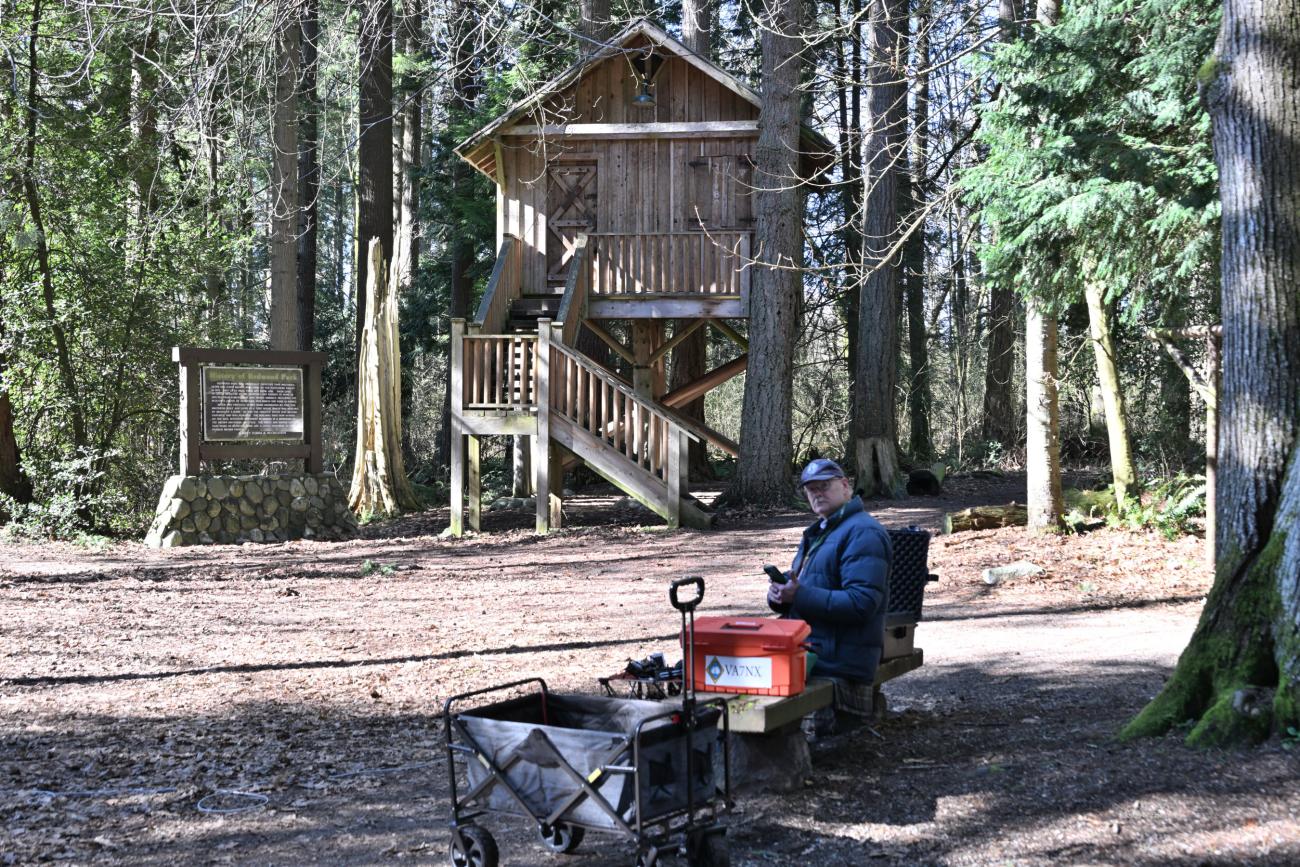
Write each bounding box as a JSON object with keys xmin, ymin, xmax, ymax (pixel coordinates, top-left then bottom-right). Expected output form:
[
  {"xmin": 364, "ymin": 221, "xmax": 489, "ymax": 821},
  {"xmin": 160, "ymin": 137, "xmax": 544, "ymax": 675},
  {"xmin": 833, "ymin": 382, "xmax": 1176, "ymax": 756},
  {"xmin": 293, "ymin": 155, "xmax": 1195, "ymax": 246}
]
[
  {"xmin": 466, "ymin": 231, "xmax": 753, "ymax": 341},
  {"xmin": 584, "ymin": 231, "xmax": 751, "ymax": 319}
]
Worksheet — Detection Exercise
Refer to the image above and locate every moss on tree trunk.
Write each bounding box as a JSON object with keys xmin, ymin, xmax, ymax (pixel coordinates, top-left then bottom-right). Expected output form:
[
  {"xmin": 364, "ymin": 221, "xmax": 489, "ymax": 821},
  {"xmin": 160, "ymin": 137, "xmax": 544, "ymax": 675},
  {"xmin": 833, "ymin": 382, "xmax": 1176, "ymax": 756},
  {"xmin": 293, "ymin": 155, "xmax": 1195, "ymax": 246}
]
[{"xmin": 1121, "ymin": 528, "xmax": 1286, "ymax": 746}]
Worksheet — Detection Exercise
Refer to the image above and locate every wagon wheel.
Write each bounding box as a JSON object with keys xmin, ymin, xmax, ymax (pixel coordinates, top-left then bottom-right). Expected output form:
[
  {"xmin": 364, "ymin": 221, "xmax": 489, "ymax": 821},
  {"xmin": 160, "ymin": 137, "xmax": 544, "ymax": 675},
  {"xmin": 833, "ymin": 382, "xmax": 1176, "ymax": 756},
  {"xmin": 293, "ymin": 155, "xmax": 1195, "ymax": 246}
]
[
  {"xmin": 449, "ymin": 824, "xmax": 498, "ymax": 867},
  {"xmin": 538, "ymin": 821, "xmax": 585, "ymax": 854},
  {"xmin": 687, "ymin": 830, "xmax": 730, "ymax": 867}
]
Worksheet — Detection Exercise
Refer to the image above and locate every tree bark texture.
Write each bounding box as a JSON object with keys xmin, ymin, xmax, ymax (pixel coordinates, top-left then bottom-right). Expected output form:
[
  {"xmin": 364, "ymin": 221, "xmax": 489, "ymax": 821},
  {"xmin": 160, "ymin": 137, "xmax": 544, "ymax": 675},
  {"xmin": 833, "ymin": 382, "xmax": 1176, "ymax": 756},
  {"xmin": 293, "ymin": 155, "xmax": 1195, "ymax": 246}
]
[
  {"xmin": 980, "ymin": 0, "xmax": 1023, "ymax": 451},
  {"xmin": 853, "ymin": 0, "xmax": 907, "ymax": 497},
  {"xmin": 296, "ymin": 0, "xmax": 320, "ymax": 351},
  {"xmin": 127, "ymin": 25, "xmax": 159, "ymax": 275},
  {"xmin": 1024, "ymin": 295, "xmax": 1063, "ymax": 529},
  {"xmin": 835, "ymin": 0, "xmax": 864, "ymax": 457},
  {"xmin": 0, "ymin": 341, "xmax": 33, "ymax": 507},
  {"xmin": 579, "ymin": 0, "xmax": 612, "ymax": 54},
  {"xmin": 1084, "ymin": 279, "xmax": 1136, "ymax": 503},
  {"xmin": 269, "ymin": 4, "xmax": 300, "ymax": 350},
  {"xmin": 682, "ymin": 0, "xmax": 712, "ymax": 56},
  {"xmin": 394, "ymin": 0, "xmax": 422, "ymax": 296},
  {"xmin": 356, "ymin": 0, "xmax": 394, "ymax": 361},
  {"xmin": 672, "ymin": 0, "xmax": 715, "ymax": 480},
  {"xmin": 903, "ymin": 0, "xmax": 932, "ymax": 463},
  {"xmin": 943, "ymin": 503, "xmax": 1028, "ymax": 534},
  {"xmin": 350, "ymin": 239, "xmax": 419, "ymax": 516},
  {"xmin": 1022, "ymin": 0, "xmax": 1062, "ymax": 530},
  {"xmin": 1125, "ymin": 0, "xmax": 1300, "ymax": 747},
  {"xmin": 726, "ymin": 0, "xmax": 804, "ymax": 506},
  {"xmin": 437, "ymin": 1, "xmax": 477, "ymax": 473}
]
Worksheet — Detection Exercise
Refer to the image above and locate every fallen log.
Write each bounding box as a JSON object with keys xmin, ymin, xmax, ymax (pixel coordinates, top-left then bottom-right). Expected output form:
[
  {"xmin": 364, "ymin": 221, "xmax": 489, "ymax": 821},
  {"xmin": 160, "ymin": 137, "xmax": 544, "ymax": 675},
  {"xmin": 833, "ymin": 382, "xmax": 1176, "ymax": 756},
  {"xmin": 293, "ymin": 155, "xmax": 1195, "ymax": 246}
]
[{"xmin": 943, "ymin": 503, "xmax": 1028, "ymax": 534}]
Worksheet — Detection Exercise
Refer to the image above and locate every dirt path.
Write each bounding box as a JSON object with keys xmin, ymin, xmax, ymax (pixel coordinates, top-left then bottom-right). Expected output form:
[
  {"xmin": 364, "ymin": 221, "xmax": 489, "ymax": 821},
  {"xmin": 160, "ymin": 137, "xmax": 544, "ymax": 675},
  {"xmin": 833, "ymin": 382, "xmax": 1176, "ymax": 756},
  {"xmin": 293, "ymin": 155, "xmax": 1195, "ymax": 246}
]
[{"xmin": 2, "ymin": 478, "xmax": 1297, "ymax": 865}]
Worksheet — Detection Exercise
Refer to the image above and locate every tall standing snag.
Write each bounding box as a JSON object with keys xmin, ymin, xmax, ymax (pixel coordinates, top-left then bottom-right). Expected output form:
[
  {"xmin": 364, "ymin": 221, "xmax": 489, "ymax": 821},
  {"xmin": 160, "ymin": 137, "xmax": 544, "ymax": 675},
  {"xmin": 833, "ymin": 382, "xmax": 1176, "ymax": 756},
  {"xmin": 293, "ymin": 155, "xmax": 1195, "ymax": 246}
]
[
  {"xmin": 1124, "ymin": 0, "xmax": 1300, "ymax": 746},
  {"xmin": 350, "ymin": 238, "xmax": 419, "ymax": 517}
]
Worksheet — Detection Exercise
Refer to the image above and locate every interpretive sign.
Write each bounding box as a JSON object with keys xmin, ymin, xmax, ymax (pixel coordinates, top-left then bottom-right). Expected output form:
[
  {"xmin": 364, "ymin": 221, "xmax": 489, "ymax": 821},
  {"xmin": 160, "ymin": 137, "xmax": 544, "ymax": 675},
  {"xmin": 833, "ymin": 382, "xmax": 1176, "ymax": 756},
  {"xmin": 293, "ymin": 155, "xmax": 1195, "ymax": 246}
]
[
  {"xmin": 202, "ymin": 366, "xmax": 304, "ymax": 442},
  {"xmin": 172, "ymin": 347, "xmax": 325, "ymax": 474}
]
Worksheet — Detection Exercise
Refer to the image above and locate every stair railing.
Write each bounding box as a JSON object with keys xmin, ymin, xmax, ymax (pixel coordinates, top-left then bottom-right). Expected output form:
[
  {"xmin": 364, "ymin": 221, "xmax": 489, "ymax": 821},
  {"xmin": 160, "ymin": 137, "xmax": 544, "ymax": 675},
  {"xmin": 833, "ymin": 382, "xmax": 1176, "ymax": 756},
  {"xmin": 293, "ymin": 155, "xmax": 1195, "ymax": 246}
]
[
  {"xmin": 553, "ymin": 234, "xmax": 590, "ymax": 348},
  {"xmin": 470, "ymin": 235, "xmax": 522, "ymax": 335},
  {"xmin": 547, "ymin": 334, "xmax": 694, "ymax": 496}
]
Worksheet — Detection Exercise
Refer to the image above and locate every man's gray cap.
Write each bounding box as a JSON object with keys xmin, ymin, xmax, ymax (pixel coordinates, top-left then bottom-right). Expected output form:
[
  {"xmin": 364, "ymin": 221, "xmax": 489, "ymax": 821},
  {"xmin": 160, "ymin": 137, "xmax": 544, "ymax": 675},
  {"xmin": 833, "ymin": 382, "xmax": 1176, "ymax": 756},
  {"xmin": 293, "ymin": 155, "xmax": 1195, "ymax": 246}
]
[{"xmin": 800, "ymin": 458, "xmax": 847, "ymax": 487}]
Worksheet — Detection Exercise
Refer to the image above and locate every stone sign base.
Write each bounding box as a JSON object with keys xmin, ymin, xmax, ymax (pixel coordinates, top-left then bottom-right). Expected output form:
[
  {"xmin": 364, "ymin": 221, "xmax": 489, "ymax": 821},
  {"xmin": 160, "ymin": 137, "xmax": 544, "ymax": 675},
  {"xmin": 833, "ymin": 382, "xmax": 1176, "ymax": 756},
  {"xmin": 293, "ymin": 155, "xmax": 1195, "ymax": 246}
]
[{"xmin": 145, "ymin": 473, "xmax": 358, "ymax": 548}]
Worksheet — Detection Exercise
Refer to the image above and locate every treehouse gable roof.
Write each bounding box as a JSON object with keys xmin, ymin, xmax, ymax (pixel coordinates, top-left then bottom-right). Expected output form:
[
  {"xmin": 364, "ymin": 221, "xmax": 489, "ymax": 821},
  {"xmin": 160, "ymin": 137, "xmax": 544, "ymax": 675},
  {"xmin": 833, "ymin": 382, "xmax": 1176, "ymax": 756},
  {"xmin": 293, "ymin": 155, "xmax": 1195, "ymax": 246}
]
[{"xmin": 456, "ymin": 19, "xmax": 832, "ymax": 181}]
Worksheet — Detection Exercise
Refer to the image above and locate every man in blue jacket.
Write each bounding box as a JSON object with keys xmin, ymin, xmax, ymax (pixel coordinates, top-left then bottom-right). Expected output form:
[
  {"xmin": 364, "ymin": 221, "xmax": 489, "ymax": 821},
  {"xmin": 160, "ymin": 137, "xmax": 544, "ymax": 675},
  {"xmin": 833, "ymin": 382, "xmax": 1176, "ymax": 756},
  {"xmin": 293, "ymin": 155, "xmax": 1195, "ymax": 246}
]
[{"xmin": 768, "ymin": 458, "xmax": 892, "ymax": 734}]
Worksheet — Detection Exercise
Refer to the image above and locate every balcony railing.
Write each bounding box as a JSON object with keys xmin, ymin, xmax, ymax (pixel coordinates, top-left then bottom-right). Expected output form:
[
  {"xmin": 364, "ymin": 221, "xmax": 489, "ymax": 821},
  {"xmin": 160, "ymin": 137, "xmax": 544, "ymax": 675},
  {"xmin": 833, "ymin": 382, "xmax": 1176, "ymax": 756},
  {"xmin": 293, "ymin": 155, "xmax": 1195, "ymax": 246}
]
[{"xmin": 586, "ymin": 231, "xmax": 751, "ymax": 297}]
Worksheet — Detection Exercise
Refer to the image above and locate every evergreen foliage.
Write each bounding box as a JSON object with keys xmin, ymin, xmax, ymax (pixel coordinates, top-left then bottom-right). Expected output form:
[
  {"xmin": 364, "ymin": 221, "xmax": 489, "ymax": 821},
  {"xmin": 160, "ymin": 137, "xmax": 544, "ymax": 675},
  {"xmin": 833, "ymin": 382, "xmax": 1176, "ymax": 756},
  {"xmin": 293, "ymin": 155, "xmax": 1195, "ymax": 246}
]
[{"xmin": 964, "ymin": 0, "xmax": 1221, "ymax": 318}]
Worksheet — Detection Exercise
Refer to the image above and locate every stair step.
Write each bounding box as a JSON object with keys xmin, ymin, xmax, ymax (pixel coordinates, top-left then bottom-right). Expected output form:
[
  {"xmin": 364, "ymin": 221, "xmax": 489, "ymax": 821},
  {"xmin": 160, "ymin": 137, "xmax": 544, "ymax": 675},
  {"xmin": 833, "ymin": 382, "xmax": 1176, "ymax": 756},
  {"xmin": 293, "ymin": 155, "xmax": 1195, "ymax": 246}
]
[{"xmin": 511, "ymin": 298, "xmax": 562, "ymax": 315}]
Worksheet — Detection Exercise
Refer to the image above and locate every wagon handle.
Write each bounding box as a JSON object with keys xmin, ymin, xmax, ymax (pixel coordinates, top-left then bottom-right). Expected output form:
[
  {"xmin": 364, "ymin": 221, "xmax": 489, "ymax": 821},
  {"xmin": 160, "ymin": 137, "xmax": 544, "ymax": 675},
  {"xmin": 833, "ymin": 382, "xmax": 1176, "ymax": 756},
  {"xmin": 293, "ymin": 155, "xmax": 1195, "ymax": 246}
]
[{"xmin": 669, "ymin": 576, "xmax": 704, "ymax": 612}]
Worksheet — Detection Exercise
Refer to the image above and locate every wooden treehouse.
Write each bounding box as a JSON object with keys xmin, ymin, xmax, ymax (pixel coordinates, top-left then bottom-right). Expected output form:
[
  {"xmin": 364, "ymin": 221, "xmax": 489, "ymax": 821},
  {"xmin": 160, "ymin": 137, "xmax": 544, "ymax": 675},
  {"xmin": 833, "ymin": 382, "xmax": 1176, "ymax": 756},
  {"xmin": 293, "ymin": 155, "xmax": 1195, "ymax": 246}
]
[{"xmin": 449, "ymin": 19, "xmax": 830, "ymax": 535}]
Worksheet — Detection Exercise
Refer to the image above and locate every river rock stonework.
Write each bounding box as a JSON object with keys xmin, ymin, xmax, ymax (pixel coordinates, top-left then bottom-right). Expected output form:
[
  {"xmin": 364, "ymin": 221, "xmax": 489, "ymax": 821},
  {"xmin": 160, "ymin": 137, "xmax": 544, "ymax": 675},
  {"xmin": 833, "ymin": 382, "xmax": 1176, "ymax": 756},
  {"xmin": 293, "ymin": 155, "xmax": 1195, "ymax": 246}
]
[{"xmin": 144, "ymin": 474, "xmax": 358, "ymax": 548}]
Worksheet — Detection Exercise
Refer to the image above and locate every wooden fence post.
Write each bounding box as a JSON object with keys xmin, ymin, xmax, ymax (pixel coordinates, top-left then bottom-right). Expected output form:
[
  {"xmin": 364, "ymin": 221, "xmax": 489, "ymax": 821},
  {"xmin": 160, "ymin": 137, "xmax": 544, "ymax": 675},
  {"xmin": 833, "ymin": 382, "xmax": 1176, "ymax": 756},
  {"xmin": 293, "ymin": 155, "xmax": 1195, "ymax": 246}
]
[
  {"xmin": 533, "ymin": 319, "xmax": 553, "ymax": 534},
  {"xmin": 450, "ymin": 318, "xmax": 465, "ymax": 536}
]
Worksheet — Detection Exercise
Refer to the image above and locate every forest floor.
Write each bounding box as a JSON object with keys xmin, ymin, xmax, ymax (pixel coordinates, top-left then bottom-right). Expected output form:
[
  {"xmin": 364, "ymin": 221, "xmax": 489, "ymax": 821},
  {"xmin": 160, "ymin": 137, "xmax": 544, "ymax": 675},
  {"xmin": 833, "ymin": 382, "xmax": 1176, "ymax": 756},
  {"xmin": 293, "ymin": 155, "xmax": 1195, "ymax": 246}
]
[{"xmin": 3, "ymin": 474, "xmax": 1298, "ymax": 866}]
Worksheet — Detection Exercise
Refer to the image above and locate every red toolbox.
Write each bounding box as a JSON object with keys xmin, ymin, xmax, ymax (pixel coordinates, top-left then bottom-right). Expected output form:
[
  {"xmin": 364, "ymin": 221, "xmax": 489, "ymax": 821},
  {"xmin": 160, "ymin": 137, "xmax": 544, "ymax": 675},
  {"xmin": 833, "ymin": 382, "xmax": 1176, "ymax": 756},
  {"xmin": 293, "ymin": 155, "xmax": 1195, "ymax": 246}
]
[{"xmin": 685, "ymin": 617, "xmax": 811, "ymax": 697}]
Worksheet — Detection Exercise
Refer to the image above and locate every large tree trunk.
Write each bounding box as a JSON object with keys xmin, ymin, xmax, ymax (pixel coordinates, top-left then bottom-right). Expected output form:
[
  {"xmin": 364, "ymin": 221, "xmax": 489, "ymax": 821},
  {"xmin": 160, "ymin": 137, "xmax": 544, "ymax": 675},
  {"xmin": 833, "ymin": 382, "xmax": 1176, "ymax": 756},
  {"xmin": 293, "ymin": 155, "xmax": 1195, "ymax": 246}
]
[
  {"xmin": 579, "ymin": 0, "xmax": 611, "ymax": 53},
  {"xmin": 903, "ymin": 0, "xmax": 932, "ymax": 463},
  {"xmin": 296, "ymin": 0, "xmax": 320, "ymax": 351},
  {"xmin": 852, "ymin": 0, "xmax": 907, "ymax": 497},
  {"xmin": 725, "ymin": 0, "xmax": 804, "ymax": 506},
  {"xmin": 682, "ymin": 0, "xmax": 712, "ymax": 55},
  {"xmin": 1025, "ymin": 295, "xmax": 1063, "ymax": 530},
  {"xmin": 981, "ymin": 0, "xmax": 1022, "ymax": 451},
  {"xmin": 0, "ymin": 338, "xmax": 33, "ymax": 508},
  {"xmin": 833, "ymin": 0, "xmax": 864, "ymax": 457},
  {"xmin": 1023, "ymin": 0, "xmax": 1062, "ymax": 531},
  {"xmin": 356, "ymin": 0, "xmax": 394, "ymax": 361},
  {"xmin": 394, "ymin": 0, "xmax": 422, "ymax": 297},
  {"xmin": 1084, "ymin": 279, "xmax": 1136, "ymax": 503},
  {"xmin": 672, "ymin": 0, "xmax": 715, "ymax": 481},
  {"xmin": 1124, "ymin": 0, "xmax": 1300, "ymax": 747},
  {"xmin": 269, "ymin": 1, "xmax": 300, "ymax": 350},
  {"xmin": 436, "ymin": 0, "xmax": 477, "ymax": 472}
]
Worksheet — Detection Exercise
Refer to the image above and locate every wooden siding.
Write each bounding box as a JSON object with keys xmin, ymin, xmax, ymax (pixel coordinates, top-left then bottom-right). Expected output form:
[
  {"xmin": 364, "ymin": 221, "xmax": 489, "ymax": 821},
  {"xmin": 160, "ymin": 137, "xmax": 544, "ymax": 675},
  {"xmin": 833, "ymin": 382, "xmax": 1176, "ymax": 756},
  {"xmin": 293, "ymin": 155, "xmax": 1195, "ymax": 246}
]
[
  {"xmin": 490, "ymin": 36, "xmax": 764, "ymax": 297},
  {"xmin": 542, "ymin": 49, "xmax": 758, "ymax": 127},
  {"xmin": 497, "ymin": 136, "xmax": 757, "ymax": 292}
]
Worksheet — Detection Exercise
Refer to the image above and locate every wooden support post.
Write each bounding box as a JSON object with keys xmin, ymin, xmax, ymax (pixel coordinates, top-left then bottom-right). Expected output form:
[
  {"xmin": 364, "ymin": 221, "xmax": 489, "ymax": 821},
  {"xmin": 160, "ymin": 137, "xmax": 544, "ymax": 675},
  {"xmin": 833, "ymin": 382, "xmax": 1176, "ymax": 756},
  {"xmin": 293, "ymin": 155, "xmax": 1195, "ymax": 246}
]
[
  {"xmin": 549, "ymin": 448, "xmax": 564, "ymax": 530},
  {"xmin": 176, "ymin": 354, "xmax": 201, "ymax": 476},
  {"xmin": 306, "ymin": 360, "xmax": 323, "ymax": 474},
  {"xmin": 533, "ymin": 319, "xmax": 553, "ymax": 534},
  {"xmin": 667, "ymin": 426, "xmax": 686, "ymax": 529},
  {"xmin": 450, "ymin": 318, "xmax": 465, "ymax": 537},
  {"xmin": 450, "ymin": 420, "xmax": 464, "ymax": 537},
  {"xmin": 631, "ymin": 321, "xmax": 656, "ymax": 400},
  {"xmin": 467, "ymin": 434, "xmax": 482, "ymax": 532}
]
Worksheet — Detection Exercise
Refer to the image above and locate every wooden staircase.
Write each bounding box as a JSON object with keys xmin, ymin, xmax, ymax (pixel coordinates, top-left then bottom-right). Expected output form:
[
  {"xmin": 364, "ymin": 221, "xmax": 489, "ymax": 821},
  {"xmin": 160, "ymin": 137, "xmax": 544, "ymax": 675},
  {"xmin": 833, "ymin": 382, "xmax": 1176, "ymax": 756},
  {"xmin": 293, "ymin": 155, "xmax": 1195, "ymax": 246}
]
[{"xmin": 450, "ymin": 236, "xmax": 715, "ymax": 534}]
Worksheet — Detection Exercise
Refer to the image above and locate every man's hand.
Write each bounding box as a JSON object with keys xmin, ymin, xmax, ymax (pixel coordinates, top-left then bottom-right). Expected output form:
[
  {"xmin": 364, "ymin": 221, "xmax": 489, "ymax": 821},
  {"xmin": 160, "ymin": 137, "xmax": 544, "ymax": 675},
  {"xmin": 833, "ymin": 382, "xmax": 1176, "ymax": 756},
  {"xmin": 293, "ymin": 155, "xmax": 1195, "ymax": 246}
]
[{"xmin": 767, "ymin": 576, "xmax": 799, "ymax": 607}]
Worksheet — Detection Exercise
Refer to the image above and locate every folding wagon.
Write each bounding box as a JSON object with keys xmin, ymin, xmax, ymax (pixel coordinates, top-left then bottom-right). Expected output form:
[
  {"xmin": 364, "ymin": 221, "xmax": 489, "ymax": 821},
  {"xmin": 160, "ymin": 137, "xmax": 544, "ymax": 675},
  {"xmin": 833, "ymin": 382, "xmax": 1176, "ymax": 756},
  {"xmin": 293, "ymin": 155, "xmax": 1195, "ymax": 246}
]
[{"xmin": 442, "ymin": 577, "xmax": 732, "ymax": 867}]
